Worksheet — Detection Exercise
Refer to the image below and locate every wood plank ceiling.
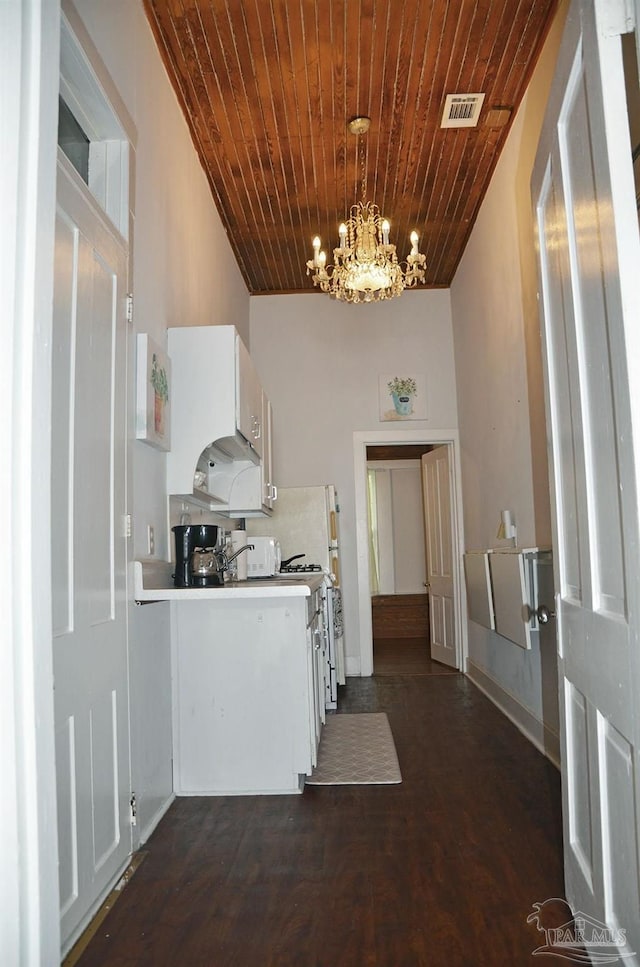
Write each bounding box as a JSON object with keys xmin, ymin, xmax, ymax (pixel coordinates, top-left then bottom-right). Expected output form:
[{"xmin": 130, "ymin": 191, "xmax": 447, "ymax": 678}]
[{"xmin": 144, "ymin": 0, "xmax": 558, "ymax": 295}]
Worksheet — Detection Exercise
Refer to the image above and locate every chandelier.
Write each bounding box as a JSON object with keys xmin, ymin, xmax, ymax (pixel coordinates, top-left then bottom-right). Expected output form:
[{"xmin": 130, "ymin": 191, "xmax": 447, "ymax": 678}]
[{"xmin": 306, "ymin": 117, "xmax": 427, "ymax": 303}]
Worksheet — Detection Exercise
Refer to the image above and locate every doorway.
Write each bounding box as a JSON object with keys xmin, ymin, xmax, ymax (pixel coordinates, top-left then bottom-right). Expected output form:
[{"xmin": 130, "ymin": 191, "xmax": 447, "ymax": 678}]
[
  {"xmin": 366, "ymin": 444, "xmax": 434, "ymax": 675},
  {"xmin": 54, "ymin": 9, "xmax": 135, "ymax": 956},
  {"xmin": 353, "ymin": 429, "xmax": 467, "ymax": 678}
]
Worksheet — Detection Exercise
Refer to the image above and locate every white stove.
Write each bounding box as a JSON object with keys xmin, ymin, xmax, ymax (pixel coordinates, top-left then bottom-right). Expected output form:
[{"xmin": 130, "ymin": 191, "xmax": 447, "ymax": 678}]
[
  {"xmin": 274, "ymin": 568, "xmax": 340, "ymax": 708},
  {"xmin": 280, "ymin": 564, "xmax": 323, "ymax": 577}
]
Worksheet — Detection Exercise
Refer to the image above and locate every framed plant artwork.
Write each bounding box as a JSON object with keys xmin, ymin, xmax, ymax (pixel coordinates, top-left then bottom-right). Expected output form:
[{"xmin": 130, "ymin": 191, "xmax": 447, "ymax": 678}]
[
  {"xmin": 136, "ymin": 334, "xmax": 171, "ymax": 450},
  {"xmin": 379, "ymin": 373, "xmax": 427, "ymax": 421}
]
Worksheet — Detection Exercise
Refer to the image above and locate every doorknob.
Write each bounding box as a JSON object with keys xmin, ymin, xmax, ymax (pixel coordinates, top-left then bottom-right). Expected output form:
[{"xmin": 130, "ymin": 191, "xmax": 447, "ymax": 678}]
[
  {"xmin": 536, "ymin": 604, "xmax": 556, "ymax": 624},
  {"xmin": 423, "ymin": 582, "xmax": 430, "ymax": 589}
]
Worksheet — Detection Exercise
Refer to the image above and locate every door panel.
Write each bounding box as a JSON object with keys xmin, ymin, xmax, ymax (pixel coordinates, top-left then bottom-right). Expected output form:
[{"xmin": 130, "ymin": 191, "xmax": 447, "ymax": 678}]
[
  {"xmin": 421, "ymin": 448, "xmax": 457, "ymax": 667},
  {"xmin": 91, "ymin": 691, "xmax": 120, "ymax": 870},
  {"xmin": 533, "ymin": 2, "xmax": 640, "ymax": 957},
  {"xmin": 53, "ymin": 157, "xmax": 130, "ymax": 949},
  {"xmin": 565, "ymin": 682, "xmax": 594, "ymax": 888},
  {"xmin": 56, "ymin": 717, "xmax": 79, "ymax": 919},
  {"xmin": 558, "ymin": 51, "xmax": 626, "ymax": 619},
  {"xmin": 51, "ymin": 215, "xmax": 76, "ymax": 638},
  {"xmin": 598, "ymin": 714, "xmax": 639, "ymax": 931}
]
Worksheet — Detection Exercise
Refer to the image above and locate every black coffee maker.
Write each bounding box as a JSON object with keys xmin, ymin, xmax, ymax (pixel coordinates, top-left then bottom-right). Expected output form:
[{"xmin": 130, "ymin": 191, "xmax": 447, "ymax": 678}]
[{"xmin": 172, "ymin": 524, "xmax": 221, "ymax": 588}]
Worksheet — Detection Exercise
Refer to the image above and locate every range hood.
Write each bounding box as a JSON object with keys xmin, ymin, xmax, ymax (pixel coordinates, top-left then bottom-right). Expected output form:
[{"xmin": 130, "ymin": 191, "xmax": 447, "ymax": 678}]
[
  {"xmin": 168, "ymin": 436, "xmax": 258, "ymax": 511},
  {"xmin": 204, "ymin": 432, "xmax": 260, "ymax": 466}
]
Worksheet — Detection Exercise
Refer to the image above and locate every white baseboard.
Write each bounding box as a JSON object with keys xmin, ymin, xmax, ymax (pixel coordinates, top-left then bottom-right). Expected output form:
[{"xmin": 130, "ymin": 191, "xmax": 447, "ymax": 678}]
[
  {"xmin": 345, "ymin": 655, "xmax": 361, "ymax": 677},
  {"xmin": 138, "ymin": 792, "xmax": 176, "ymax": 846},
  {"xmin": 466, "ymin": 659, "xmax": 560, "ymax": 769}
]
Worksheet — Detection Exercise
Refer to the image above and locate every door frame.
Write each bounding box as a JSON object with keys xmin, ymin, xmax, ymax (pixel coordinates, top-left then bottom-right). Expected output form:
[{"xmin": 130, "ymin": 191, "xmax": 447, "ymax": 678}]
[
  {"xmin": 55, "ymin": 2, "xmax": 136, "ymax": 955},
  {"xmin": 2, "ymin": 2, "xmax": 136, "ymax": 961},
  {"xmin": 2, "ymin": 2, "xmax": 61, "ymax": 964},
  {"xmin": 353, "ymin": 428, "xmax": 467, "ymax": 677}
]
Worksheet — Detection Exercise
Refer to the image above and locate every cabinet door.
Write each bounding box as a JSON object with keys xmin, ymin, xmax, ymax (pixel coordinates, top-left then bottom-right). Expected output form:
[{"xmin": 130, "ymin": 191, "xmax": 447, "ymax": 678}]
[
  {"xmin": 306, "ymin": 605, "xmax": 325, "ymax": 763},
  {"xmin": 236, "ymin": 336, "xmax": 263, "ymax": 458},
  {"xmin": 226, "ymin": 392, "xmax": 275, "ymax": 517},
  {"xmin": 173, "ymin": 598, "xmax": 312, "ymax": 794},
  {"xmin": 314, "ymin": 623, "xmax": 326, "ymax": 729},
  {"xmin": 261, "ymin": 393, "xmax": 276, "ymax": 511}
]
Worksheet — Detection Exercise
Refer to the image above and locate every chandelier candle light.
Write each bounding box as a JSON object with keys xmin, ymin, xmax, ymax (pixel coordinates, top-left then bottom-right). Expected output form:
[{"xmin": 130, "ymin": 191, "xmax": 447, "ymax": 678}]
[{"xmin": 306, "ymin": 117, "xmax": 427, "ymax": 303}]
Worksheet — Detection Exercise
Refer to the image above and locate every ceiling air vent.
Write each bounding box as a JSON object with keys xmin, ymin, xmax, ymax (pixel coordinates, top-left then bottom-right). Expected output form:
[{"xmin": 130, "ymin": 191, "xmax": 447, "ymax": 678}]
[{"xmin": 441, "ymin": 93, "xmax": 486, "ymax": 128}]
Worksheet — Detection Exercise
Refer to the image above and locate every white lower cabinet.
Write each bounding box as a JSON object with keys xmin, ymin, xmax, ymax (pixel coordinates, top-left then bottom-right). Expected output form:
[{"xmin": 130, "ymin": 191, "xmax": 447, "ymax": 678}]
[{"xmin": 171, "ymin": 594, "xmax": 323, "ymax": 795}]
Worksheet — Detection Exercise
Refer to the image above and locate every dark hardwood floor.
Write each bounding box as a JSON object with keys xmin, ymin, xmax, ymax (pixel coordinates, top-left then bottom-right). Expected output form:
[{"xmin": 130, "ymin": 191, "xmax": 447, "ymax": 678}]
[
  {"xmin": 72, "ymin": 675, "xmax": 565, "ymax": 967},
  {"xmin": 373, "ymin": 636, "xmax": 458, "ymax": 676}
]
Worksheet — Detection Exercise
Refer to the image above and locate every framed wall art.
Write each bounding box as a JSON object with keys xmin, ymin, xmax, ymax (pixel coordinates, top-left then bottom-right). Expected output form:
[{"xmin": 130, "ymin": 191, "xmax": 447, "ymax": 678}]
[
  {"xmin": 379, "ymin": 373, "xmax": 427, "ymax": 421},
  {"xmin": 136, "ymin": 334, "xmax": 171, "ymax": 450}
]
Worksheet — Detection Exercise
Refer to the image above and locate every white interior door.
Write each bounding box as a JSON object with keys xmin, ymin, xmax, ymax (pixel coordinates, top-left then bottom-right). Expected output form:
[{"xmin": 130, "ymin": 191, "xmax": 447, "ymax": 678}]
[
  {"xmin": 532, "ymin": 1, "xmax": 640, "ymax": 957},
  {"xmin": 421, "ymin": 448, "xmax": 457, "ymax": 667},
  {"xmin": 52, "ymin": 155, "xmax": 131, "ymax": 950}
]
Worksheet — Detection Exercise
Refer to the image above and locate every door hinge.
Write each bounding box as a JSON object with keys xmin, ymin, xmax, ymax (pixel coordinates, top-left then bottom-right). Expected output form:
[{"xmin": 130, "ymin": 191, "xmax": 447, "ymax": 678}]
[
  {"xmin": 126, "ymin": 293, "xmax": 134, "ymax": 324},
  {"xmin": 129, "ymin": 792, "xmax": 137, "ymax": 826},
  {"xmin": 124, "ymin": 514, "xmax": 132, "ymax": 539}
]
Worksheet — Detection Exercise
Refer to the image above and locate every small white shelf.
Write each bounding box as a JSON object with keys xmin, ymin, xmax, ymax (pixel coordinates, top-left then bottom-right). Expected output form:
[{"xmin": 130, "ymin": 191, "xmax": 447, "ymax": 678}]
[
  {"xmin": 464, "ymin": 551, "xmax": 495, "ymax": 630},
  {"xmin": 464, "ymin": 547, "xmax": 553, "ymax": 649}
]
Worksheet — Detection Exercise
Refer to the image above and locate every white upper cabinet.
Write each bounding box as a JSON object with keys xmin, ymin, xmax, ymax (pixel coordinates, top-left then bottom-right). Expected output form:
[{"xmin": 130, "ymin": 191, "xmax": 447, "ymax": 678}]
[
  {"xmin": 166, "ymin": 325, "xmax": 275, "ymax": 515},
  {"xmin": 221, "ymin": 389, "xmax": 276, "ymax": 516},
  {"xmin": 236, "ymin": 336, "xmax": 263, "ymax": 460}
]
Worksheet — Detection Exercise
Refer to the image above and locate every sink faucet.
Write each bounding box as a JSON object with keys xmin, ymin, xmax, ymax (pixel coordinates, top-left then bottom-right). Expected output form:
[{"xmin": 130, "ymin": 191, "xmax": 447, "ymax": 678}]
[{"xmin": 220, "ymin": 543, "xmax": 254, "ymax": 571}]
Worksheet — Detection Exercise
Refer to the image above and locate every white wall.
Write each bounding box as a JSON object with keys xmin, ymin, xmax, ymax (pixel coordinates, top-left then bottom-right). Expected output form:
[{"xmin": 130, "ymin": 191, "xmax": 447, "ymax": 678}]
[
  {"xmin": 70, "ymin": 0, "xmax": 249, "ymax": 838},
  {"xmin": 391, "ymin": 465, "xmax": 426, "ymax": 593},
  {"xmin": 250, "ymin": 290, "xmax": 457, "ymax": 672},
  {"xmin": 72, "ymin": 0, "xmax": 250, "ymax": 564},
  {"xmin": 450, "ymin": 3, "xmax": 568, "ymax": 758}
]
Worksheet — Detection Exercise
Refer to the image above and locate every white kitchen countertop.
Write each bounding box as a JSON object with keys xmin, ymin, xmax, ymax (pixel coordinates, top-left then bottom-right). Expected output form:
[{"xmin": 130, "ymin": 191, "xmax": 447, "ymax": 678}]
[{"xmin": 132, "ymin": 560, "xmax": 324, "ymax": 602}]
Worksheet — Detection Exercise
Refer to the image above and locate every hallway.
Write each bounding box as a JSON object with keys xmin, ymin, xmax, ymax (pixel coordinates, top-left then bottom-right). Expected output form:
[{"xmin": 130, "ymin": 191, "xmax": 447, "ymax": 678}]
[
  {"xmin": 373, "ymin": 637, "xmax": 458, "ymax": 676},
  {"xmin": 71, "ymin": 675, "xmax": 565, "ymax": 966}
]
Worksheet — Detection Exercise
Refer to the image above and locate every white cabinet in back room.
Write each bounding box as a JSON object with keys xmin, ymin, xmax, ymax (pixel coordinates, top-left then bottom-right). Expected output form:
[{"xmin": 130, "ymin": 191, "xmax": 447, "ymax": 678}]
[{"xmin": 167, "ymin": 325, "xmax": 276, "ymax": 516}]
